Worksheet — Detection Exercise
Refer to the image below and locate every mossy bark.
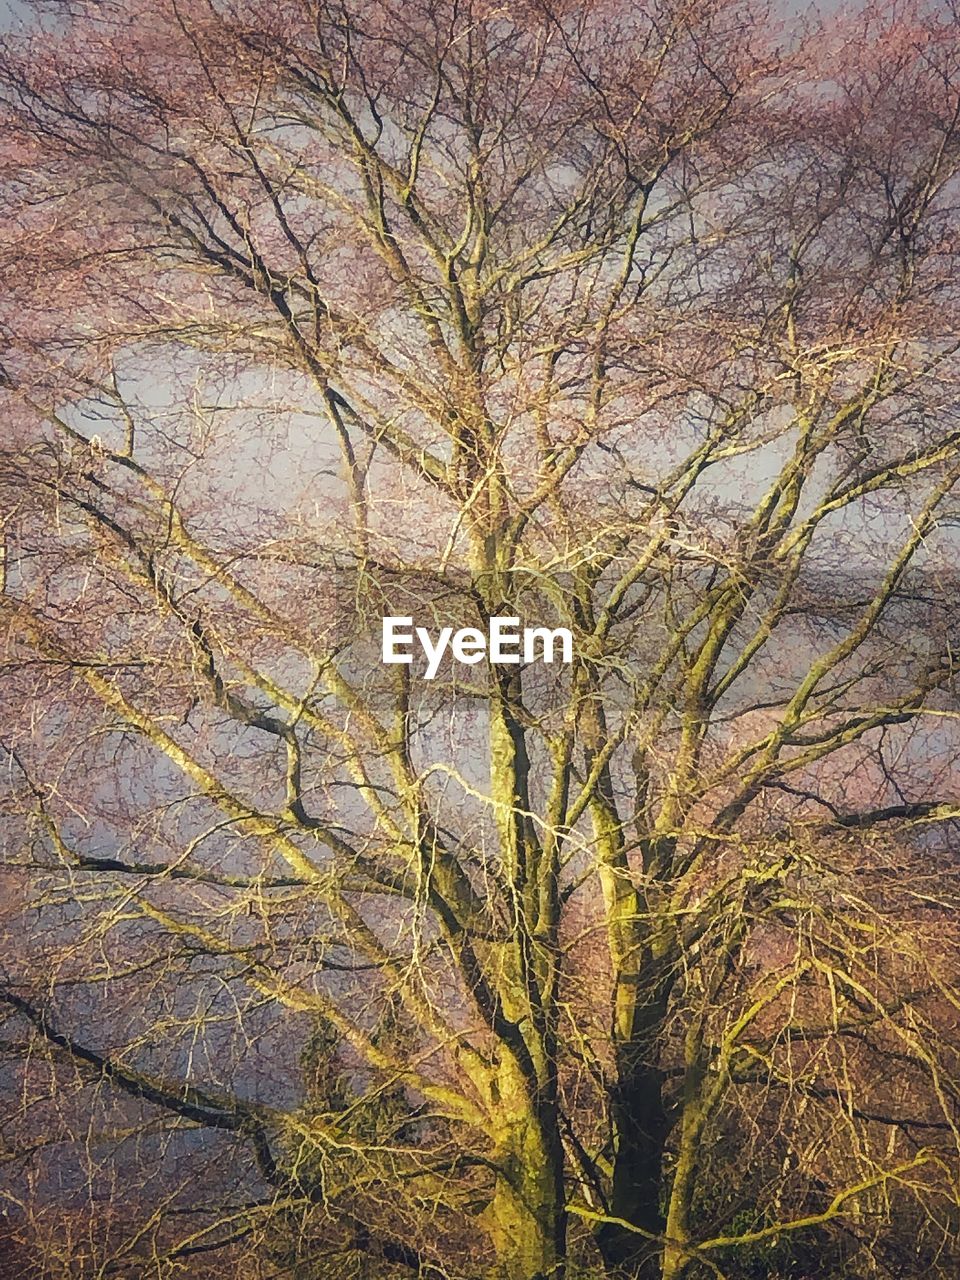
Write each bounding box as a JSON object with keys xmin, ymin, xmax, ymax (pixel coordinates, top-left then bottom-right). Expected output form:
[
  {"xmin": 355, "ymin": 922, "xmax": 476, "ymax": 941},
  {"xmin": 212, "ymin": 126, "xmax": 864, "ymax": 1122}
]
[{"xmin": 487, "ymin": 1055, "xmax": 566, "ymax": 1280}]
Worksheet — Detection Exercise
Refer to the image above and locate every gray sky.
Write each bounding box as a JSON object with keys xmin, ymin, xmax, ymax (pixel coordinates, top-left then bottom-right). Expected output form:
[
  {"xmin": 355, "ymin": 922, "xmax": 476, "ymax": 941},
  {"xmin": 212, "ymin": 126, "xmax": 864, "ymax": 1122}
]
[{"xmin": 0, "ymin": 0, "xmax": 29, "ymax": 30}]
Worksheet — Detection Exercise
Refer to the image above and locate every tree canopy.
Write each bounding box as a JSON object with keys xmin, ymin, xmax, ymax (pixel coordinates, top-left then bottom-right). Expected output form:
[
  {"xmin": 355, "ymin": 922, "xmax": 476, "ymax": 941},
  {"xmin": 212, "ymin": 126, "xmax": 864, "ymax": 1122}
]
[{"xmin": 2, "ymin": 2, "xmax": 960, "ymax": 1278}]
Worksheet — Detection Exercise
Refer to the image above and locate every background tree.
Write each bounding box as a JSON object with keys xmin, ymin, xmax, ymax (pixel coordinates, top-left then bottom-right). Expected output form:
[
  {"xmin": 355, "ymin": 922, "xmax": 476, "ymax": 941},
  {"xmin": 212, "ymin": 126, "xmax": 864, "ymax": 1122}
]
[{"xmin": 2, "ymin": 1, "xmax": 960, "ymax": 1278}]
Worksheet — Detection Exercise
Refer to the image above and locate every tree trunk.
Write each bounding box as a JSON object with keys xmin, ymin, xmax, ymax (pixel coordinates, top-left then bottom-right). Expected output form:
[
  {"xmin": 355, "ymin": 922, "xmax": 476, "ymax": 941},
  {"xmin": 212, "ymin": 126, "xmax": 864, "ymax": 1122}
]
[
  {"xmin": 487, "ymin": 1059, "xmax": 567, "ymax": 1280},
  {"xmin": 596, "ymin": 1055, "xmax": 670, "ymax": 1280}
]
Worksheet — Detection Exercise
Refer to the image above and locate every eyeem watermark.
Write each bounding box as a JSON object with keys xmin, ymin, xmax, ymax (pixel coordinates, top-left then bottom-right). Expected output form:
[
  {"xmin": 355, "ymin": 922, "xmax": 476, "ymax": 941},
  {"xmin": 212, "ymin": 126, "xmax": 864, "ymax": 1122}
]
[{"xmin": 382, "ymin": 616, "xmax": 573, "ymax": 680}]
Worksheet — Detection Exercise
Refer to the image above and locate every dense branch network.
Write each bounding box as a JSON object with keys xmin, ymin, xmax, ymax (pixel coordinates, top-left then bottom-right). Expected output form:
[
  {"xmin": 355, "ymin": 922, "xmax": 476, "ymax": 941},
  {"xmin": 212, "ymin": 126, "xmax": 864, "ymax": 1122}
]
[{"xmin": 1, "ymin": 2, "xmax": 960, "ymax": 1279}]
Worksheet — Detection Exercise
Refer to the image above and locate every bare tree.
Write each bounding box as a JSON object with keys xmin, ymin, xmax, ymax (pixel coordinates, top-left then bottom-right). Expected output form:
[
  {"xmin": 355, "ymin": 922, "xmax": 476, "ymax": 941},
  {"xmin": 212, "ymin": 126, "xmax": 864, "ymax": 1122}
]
[{"xmin": 2, "ymin": 2, "xmax": 960, "ymax": 1278}]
